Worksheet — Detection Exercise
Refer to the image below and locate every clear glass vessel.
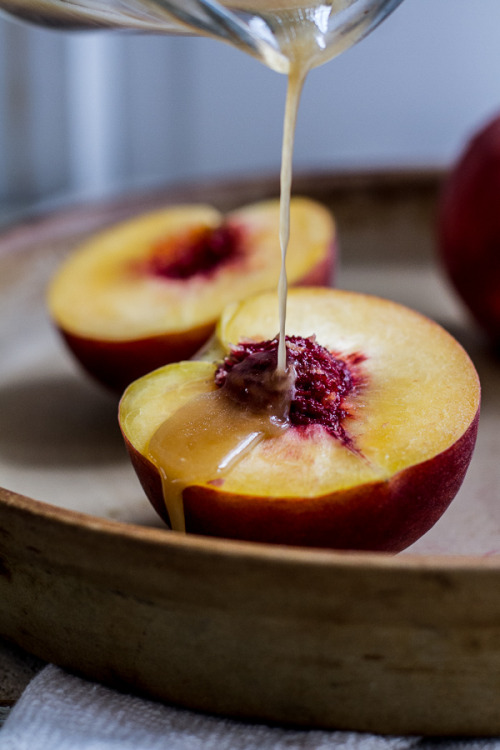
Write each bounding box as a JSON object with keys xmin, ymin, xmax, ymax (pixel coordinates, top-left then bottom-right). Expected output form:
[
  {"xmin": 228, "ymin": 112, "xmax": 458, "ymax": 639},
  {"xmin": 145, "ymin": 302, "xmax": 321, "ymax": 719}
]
[{"xmin": 0, "ymin": 0, "xmax": 405, "ymax": 72}]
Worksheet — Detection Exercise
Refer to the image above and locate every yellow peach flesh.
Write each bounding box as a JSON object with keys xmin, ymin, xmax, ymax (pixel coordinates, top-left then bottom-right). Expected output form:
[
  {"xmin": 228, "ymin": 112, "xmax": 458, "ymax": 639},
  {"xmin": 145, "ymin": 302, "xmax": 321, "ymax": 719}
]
[
  {"xmin": 216, "ymin": 288, "xmax": 479, "ymax": 484},
  {"xmin": 48, "ymin": 198, "xmax": 335, "ymax": 341}
]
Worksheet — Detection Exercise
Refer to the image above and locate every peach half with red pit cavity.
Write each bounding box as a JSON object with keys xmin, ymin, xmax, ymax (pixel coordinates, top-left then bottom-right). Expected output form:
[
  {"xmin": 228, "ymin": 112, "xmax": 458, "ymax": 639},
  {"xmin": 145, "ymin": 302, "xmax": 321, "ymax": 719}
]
[
  {"xmin": 118, "ymin": 287, "xmax": 480, "ymax": 553},
  {"xmin": 47, "ymin": 198, "xmax": 336, "ymax": 392}
]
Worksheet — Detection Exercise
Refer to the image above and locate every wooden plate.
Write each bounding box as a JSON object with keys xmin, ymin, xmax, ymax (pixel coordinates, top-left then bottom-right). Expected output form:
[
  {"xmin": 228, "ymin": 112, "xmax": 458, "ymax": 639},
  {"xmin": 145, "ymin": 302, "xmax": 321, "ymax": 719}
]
[{"xmin": 1, "ymin": 170, "xmax": 500, "ymax": 736}]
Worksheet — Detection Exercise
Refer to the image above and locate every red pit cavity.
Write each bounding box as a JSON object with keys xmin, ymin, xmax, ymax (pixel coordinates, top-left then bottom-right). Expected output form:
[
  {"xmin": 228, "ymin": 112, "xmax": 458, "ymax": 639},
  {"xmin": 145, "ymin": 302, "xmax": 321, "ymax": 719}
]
[
  {"xmin": 215, "ymin": 335, "xmax": 365, "ymax": 447},
  {"xmin": 148, "ymin": 223, "xmax": 244, "ymax": 280}
]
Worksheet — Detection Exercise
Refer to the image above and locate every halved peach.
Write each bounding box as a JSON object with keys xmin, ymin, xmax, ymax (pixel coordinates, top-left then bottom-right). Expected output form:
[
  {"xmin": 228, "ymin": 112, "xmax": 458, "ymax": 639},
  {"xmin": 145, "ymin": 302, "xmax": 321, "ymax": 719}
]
[
  {"xmin": 118, "ymin": 287, "xmax": 480, "ymax": 553},
  {"xmin": 47, "ymin": 198, "xmax": 335, "ymax": 391}
]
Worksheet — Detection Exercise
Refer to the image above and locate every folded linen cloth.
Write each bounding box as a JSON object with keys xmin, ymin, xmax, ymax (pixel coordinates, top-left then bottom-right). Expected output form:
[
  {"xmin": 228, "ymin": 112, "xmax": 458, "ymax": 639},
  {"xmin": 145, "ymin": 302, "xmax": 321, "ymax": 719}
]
[{"xmin": 0, "ymin": 664, "xmax": 498, "ymax": 750}]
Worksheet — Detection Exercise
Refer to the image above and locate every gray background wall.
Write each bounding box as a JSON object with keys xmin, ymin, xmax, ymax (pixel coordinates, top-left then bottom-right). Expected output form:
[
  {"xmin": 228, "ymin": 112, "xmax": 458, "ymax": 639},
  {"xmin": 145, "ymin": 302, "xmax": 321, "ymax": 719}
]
[{"xmin": 1, "ymin": 0, "xmax": 500, "ymax": 213}]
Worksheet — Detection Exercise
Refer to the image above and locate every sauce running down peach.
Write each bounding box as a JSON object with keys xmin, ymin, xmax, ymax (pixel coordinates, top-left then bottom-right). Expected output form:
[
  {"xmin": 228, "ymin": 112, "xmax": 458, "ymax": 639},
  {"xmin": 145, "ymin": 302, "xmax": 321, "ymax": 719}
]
[
  {"xmin": 147, "ymin": 388, "xmax": 286, "ymax": 532},
  {"xmin": 145, "ymin": 14, "xmax": 380, "ymax": 535},
  {"xmin": 147, "ymin": 335, "xmax": 362, "ymax": 531}
]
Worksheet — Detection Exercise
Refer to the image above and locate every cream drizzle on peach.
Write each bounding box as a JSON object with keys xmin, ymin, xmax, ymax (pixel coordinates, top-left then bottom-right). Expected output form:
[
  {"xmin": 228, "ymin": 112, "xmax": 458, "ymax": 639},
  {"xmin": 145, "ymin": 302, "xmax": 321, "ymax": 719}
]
[{"xmin": 148, "ymin": 22, "xmax": 331, "ymax": 532}]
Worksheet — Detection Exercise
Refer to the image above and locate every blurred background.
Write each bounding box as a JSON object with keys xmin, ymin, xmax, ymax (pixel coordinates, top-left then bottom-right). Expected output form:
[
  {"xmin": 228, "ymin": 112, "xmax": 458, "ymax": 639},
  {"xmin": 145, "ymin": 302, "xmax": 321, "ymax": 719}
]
[{"xmin": 1, "ymin": 0, "xmax": 500, "ymax": 216}]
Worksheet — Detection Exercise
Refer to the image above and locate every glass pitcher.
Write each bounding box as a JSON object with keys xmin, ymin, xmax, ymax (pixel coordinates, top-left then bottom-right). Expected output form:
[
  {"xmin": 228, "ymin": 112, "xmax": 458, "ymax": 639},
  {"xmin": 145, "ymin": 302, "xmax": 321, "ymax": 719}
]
[{"xmin": 0, "ymin": 0, "xmax": 405, "ymax": 73}]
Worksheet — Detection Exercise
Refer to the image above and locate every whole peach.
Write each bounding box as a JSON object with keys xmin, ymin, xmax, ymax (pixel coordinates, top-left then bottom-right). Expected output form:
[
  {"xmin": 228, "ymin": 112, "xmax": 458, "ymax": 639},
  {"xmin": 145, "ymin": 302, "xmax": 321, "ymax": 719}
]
[{"xmin": 439, "ymin": 113, "xmax": 500, "ymax": 343}]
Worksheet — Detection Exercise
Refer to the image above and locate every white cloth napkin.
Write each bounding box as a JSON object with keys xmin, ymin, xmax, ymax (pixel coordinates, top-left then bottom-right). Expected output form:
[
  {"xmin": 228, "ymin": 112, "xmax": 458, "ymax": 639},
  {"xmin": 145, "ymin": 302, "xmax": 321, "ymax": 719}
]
[{"xmin": 0, "ymin": 664, "xmax": 498, "ymax": 750}]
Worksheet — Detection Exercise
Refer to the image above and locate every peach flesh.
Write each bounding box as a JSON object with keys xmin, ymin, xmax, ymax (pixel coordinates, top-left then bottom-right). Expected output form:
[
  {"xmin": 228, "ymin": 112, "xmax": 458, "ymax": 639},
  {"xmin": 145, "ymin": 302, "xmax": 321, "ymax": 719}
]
[
  {"xmin": 48, "ymin": 199, "xmax": 336, "ymax": 392},
  {"xmin": 119, "ymin": 288, "xmax": 481, "ymax": 553}
]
